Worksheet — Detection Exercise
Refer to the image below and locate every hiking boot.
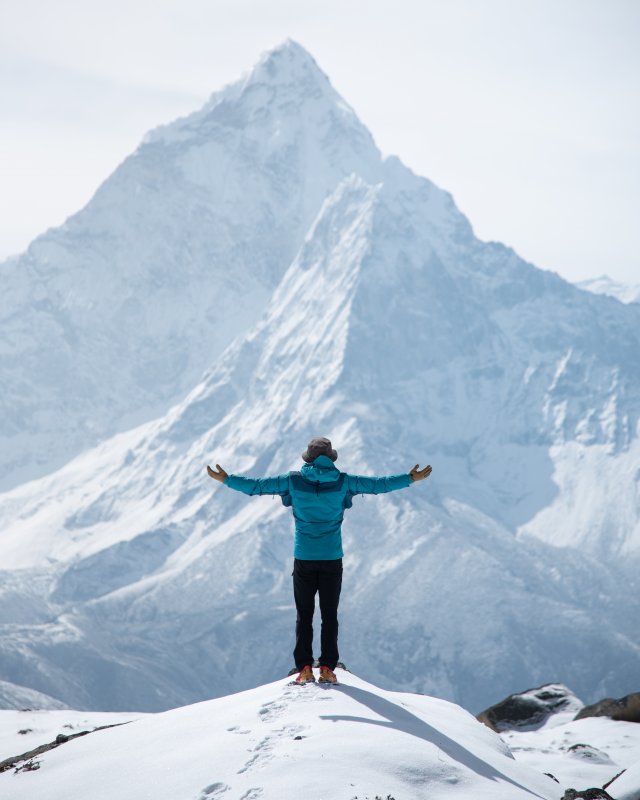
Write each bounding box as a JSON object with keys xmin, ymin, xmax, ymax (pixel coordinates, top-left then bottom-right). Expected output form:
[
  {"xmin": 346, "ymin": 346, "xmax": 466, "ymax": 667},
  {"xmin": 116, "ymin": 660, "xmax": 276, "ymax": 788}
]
[
  {"xmin": 294, "ymin": 665, "xmax": 315, "ymax": 684},
  {"xmin": 318, "ymin": 666, "xmax": 337, "ymax": 684}
]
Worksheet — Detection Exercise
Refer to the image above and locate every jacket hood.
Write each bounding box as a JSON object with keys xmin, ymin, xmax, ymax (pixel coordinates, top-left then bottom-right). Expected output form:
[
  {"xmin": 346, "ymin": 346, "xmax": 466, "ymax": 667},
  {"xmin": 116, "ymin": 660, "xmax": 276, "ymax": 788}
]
[{"xmin": 300, "ymin": 454, "xmax": 341, "ymax": 483}]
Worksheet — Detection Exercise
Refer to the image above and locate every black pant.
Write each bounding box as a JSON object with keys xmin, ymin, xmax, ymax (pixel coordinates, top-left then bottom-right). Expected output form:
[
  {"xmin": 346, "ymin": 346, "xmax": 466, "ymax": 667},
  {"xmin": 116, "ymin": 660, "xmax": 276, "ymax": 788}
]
[{"xmin": 293, "ymin": 558, "xmax": 342, "ymax": 670}]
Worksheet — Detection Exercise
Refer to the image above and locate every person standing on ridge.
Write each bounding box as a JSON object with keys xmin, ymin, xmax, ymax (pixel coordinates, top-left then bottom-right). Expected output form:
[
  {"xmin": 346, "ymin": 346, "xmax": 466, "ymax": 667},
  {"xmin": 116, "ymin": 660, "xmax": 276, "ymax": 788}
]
[{"xmin": 207, "ymin": 437, "xmax": 432, "ymax": 685}]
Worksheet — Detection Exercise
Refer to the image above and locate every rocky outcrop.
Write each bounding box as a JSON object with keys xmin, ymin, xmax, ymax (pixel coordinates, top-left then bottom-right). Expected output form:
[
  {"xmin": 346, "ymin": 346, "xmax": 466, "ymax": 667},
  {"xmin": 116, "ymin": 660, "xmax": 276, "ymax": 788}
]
[
  {"xmin": 477, "ymin": 683, "xmax": 583, "ymax": 732},
  {"xmin": 575, "ymin": 692, "xmax": 640, "ymax": 723},
  {"xmin": 0, "ymin": 722, "xmax": 130, "ymax": 774}
]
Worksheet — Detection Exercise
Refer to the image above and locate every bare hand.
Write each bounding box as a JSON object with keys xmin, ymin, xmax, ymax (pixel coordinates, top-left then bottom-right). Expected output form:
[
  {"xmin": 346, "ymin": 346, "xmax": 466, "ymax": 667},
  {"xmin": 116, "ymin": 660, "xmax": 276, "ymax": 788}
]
[
  {"xmin": 410, "ymin": 464, "xmax": 432, "ymax": 482},
  {"xmin": 207, "ymin": 464, "xmax": 228, "ymax": 483}
]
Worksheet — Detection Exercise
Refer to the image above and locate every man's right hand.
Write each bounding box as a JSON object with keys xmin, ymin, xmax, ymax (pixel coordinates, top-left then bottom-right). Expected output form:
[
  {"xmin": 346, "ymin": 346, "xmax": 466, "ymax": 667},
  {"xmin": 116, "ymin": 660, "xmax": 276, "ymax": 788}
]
[
  {"xmin": 207, "ymin": 464, "xmax": 228, "ymax": 483},
  {"xmin": 409, "ymin": 464, "xmax": 432, "ymax": 482}
]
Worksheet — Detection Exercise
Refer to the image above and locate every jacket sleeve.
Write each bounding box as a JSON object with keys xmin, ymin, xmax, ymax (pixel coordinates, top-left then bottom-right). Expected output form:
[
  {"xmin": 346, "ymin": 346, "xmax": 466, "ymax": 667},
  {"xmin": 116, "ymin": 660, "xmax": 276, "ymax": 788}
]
[
  {"xmin": 224, "ymin": 473, "xmax": 290, "ymax": 497},
  {"xmin": 345, "ymin": 472, "xmax": 412, "ymax": 495}
]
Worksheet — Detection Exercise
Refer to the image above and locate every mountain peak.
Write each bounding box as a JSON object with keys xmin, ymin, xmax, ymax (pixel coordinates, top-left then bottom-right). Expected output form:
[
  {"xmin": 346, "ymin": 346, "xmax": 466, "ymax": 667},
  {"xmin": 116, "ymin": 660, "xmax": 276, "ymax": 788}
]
[
  {"xmin": 248, "ymin": 39, "xmax": 329, "ymax": 88},
  {"xmin": 150, "ymin": 38, "xmax": 371, "ymax": 158}
]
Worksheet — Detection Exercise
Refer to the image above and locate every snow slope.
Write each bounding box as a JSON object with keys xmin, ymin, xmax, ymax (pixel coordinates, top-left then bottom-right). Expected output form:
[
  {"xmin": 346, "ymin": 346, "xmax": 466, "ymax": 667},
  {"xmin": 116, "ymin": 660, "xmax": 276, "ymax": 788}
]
[
  {"xmin": 502, "ymin": 712, "xmax": 640, "ymax": 796},
  {"xmin": 0, "ymin": 680, "xmax": 67, "ymax": 712},
  {"xmin": 0, "ymin": 708, "xmax": 139, "ymax": 764},
  {"xmin": 608, "ymin": 765, "xmax": 640, "ymax": 800},
  {"xmin": 1, "ymin": 168, "xmax": 639, "ymax": 713},
  {"xmin": 3, "ymin": 673, "xmax": 640, "ymax": 800},
  {"xmin": 0, "ymin": 669, "xmax": 559, "ymax": 800}
]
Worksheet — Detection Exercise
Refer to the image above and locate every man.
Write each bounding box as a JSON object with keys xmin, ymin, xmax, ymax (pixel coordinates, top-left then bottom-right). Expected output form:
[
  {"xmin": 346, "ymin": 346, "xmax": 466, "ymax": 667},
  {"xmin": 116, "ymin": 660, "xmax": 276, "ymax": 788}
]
[{"xmin": 207, "ymin": 437, "xmax": 431, "ymax": 684}]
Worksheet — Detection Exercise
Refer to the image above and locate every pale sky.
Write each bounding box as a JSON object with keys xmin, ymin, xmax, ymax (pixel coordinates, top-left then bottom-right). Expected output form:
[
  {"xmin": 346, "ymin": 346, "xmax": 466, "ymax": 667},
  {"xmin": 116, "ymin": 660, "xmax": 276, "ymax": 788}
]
[{"xmin": 1, "ymin": 0, "xmax": 639, "ymax": 284}]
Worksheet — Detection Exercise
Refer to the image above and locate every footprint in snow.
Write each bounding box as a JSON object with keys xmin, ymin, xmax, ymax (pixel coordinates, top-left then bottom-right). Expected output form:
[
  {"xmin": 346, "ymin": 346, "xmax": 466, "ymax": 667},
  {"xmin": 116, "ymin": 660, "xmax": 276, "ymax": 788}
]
[
  {"xmin": 198, "ymin": 783, "xmax": 230, "ymax": 798},
  {"xmin": 237, "ymin": 736, "xmax": 272, "ymax": 774},
  {"xmin": 239, "ymin": 789, "xmax": 263, "ymax": 800},
  {"xmin": 238, "ymin": 723, "xmax": 305, "ymax": 774},
  {"xmin": 258, "ymin": 700, "xmax": 287, "ymax": 721}
]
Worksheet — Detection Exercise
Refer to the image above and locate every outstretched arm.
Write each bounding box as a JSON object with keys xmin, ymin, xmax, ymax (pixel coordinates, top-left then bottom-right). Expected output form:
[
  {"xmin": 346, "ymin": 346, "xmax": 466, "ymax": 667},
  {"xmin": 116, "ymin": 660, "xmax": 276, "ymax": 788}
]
[
  {"xmin": 346, "ymin": 463, "xmax": 432, "ymax": 495},
  {"xmin": 206, "ymin": 464, "xmax": 289, "ymax": 497}
]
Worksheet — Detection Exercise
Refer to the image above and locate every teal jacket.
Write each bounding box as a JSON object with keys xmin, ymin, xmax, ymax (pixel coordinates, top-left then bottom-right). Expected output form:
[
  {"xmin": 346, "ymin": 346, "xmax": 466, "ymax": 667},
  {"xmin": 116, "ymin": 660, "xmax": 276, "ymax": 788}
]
[{"xmin": 224, "ymin": 455, "xmax": 412, "ymax": 560}]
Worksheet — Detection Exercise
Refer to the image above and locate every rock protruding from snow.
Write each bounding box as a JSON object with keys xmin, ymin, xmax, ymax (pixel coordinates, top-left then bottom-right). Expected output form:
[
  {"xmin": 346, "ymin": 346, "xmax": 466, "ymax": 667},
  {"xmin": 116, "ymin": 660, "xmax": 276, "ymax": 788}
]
[
  {"xmin": 477, "ymin": 684, "xmax": 584, "ymax": 732},
  {"xmin": 560, "ymin": 789, "xmax": 615, "ymax": 800},
  {"xmin": 567, "ymin": 743, "xmax": 615, "ymax": 764},
  {"xmin": 575, "ymin": 693, "xmax": 640, "ymax": 724}
]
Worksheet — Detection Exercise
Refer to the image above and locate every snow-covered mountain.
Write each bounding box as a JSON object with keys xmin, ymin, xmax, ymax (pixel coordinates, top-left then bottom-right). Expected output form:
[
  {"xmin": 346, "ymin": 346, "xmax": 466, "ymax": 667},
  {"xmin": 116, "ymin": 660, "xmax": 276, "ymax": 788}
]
[
  {"xmin": 578, "ymin": 275, "xmax": 640, "ymax": 305},
  {"xmin": 1, "ymin": 41, "xmax": 639, "ymax": 714},
  {"xmin": 0, "ymin": 40, "xmax": 381, "ymax": 492}
]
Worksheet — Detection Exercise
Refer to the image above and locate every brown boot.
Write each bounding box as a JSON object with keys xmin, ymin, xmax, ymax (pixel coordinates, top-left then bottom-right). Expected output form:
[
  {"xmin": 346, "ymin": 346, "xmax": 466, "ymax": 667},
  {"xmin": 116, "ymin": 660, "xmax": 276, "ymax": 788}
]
[
  {"xmin": 318, "ymin": 666, "xmax": 337, "ymax": 684},
  {"xmin": 294, "ymin": 665, "xmax": 315, "ymax": 684}
]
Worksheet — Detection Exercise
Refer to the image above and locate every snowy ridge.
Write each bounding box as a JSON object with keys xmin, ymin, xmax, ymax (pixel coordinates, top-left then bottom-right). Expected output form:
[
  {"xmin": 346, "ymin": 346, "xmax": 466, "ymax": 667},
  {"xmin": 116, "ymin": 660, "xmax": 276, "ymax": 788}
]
[
  {"xmin": 578, "ymin": 275, "xmax": 640, "ymax": 305},
  {"xmin": 0, "ymin": 669, "xmax": 560, "ymax": 800},
  {"xmin": 2, "ymin": 670, "xmax": 639, "ymax": 800},
  {"xmin": 0, "ymin": 680, "xmax": 67, "ymax": 712}
]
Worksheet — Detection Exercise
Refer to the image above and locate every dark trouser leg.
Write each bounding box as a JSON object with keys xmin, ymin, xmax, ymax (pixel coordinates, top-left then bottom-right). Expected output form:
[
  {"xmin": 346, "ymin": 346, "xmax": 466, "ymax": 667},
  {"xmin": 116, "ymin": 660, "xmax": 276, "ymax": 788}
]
[
  {"xmin": 293, "ymin": 559, "xmax": 317, "ymax": 669},
  {"xmin": 318, "ymin": 559, "xmax": 343, "ymax": 670}
]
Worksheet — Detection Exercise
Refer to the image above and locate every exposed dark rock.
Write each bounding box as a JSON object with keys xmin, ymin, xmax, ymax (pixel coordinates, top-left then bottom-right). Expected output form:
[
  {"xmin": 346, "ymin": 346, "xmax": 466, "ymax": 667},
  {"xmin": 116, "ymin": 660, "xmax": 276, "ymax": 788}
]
[
  {"xmin": 575, "ymin": 691, "xmax": 640, "ymax": 723},
  {"xmin": 602, "ymin": 769, "xmax": 627, "ymax": 791},
  {"xmin": 477, "ymin": 683, "xmax": 583, "ymax": 732},
  {"xmin": 0, "ymin": 721, "xmax": 131, "ymax": 774},
  {"xmin": 561, "ymin": 789, "xmax": 614, "ymax": 800},
  {"xmin": 14, "ymin": 759, "xmax": 41, "ymax": 773}
]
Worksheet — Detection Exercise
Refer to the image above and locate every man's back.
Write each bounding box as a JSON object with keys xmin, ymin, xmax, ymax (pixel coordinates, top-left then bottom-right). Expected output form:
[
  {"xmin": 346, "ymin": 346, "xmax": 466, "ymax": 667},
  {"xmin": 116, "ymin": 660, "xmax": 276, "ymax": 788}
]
[{"xmin": 223, "ymin": 454, "xmax": 412, "ymax": 559}]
